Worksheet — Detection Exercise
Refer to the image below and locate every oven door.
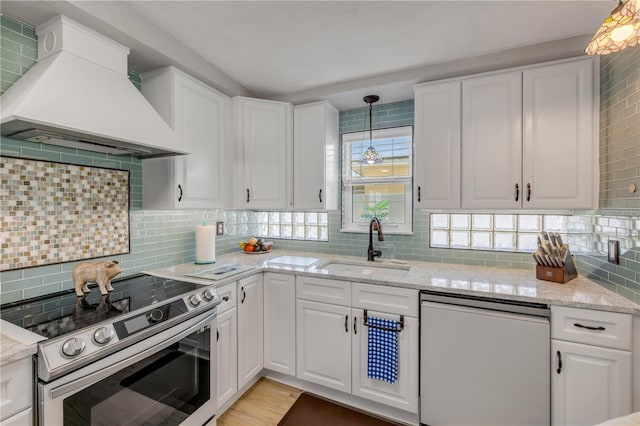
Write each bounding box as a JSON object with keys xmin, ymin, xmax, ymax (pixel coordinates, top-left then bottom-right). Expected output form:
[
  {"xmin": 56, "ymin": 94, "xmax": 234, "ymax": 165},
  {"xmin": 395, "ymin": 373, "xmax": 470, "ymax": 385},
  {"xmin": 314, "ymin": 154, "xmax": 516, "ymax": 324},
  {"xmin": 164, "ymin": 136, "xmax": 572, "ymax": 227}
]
[{"xmin": 39, "ymin": 310, "xmax": 217, "ymax": 426}]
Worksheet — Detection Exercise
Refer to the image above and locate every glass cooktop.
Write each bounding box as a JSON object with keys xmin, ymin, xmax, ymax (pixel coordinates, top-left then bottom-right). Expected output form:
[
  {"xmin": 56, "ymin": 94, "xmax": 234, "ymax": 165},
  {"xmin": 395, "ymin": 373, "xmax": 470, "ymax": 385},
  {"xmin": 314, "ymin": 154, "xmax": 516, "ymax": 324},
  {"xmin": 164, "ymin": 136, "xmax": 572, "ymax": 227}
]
[{"xmin": 0, "ymin": 274, "xmax": 201, "ymax": 339}]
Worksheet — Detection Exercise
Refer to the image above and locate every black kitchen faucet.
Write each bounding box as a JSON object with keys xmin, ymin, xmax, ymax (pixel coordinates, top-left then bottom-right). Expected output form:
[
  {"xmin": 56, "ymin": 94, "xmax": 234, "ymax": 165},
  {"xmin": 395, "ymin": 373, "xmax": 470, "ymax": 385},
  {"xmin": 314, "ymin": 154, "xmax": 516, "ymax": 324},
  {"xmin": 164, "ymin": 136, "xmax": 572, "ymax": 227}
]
[{"xmin": 367, "ymin": 217, "xmax": 384, "ymax": 261}]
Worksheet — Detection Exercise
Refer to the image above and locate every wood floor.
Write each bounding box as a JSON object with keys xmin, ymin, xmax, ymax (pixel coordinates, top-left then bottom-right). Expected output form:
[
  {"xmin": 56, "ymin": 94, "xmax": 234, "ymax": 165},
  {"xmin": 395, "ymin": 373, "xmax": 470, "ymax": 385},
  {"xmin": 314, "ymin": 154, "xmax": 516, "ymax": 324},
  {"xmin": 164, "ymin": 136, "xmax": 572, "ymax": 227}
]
[{"xmin": 217, "ymin": 378, "xmax": 303, "ymax": 426}]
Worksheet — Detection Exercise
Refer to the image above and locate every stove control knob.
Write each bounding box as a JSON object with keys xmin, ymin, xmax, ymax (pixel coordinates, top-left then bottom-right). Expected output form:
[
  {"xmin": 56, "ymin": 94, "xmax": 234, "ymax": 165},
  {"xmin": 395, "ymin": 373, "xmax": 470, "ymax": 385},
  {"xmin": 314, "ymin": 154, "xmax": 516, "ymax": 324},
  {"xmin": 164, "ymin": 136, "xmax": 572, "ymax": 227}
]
[
  {"xmin": 189, "ymin": 293, "xmax": 202, "ymax": 307},
  {"xmin": 147, "ymin": 309, "xmax": 164, "ymax": 323},
  {"xmin": 93, "ymin": 327, "xmax": 114, "ymax": 345},
  {"xmin": 61, "ymin": 338, "xmax": 86, "ymax": 358},
  {"xmin": 202, "ymin": 288, "xmax": 216, "ymax": 302}
]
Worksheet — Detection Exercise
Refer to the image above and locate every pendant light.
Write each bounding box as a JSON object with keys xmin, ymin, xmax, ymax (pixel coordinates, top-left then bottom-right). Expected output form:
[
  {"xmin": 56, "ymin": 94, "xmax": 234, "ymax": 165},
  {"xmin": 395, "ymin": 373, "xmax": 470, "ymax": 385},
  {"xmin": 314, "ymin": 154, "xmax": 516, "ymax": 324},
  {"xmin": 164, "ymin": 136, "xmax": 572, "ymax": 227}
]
[
  {"xmin": 359, "ymin": 95, "xmax": 383, "ymax": 165},
  {"xmin": 585, "ymin": 0, "xmax": 640, "ymax": 55}
]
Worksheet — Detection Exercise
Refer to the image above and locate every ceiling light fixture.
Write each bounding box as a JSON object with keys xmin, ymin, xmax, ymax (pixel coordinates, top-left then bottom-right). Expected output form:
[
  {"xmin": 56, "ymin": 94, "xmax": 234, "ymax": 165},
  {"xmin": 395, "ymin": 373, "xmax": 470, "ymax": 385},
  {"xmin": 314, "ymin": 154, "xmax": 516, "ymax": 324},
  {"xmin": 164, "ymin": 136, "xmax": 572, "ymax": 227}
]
[
  {"xmin": 586, "ymin": 0, "xmax": 640, "ymax": 55},
  {"xmin": 360, "ymin": 95, "xmax": 383, "ymax": 165}
]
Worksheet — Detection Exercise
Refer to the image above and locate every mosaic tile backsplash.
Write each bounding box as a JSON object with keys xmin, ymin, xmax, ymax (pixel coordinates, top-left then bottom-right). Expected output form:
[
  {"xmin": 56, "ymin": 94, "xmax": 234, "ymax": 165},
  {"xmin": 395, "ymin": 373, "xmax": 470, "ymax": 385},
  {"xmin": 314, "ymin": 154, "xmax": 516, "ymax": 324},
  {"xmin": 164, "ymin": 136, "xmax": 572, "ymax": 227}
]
[{"xmin": 1, "ymin": 156, "xmax": 130, "ymax": 271}]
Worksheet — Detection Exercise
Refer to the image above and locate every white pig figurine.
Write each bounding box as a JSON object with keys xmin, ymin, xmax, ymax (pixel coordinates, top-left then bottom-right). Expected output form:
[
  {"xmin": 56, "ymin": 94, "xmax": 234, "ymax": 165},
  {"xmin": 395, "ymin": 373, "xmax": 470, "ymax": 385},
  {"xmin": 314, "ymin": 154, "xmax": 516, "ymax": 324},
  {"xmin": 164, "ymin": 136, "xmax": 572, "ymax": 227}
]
[{"xmin": 72, "ymin": 260, "xmax": 123, "ymax": 296}]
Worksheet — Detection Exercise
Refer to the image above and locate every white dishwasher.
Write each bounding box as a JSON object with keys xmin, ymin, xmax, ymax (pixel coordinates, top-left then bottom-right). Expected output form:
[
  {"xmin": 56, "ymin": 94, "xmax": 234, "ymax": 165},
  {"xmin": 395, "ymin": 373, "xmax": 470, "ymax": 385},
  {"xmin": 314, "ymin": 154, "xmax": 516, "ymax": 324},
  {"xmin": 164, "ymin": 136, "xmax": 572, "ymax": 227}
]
[{"xmin": 420, "ymin": 291, "xmax": 550, "ymax": 426}]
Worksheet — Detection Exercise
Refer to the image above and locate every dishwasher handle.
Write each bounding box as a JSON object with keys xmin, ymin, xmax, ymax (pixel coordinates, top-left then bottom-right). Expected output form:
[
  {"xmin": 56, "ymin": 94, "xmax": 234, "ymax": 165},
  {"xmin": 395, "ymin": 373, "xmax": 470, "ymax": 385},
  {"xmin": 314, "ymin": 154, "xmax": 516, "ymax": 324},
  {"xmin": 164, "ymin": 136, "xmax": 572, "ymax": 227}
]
[{"xmin": 421, "ymin": 291, "xmax": 550, "ymax": 317}]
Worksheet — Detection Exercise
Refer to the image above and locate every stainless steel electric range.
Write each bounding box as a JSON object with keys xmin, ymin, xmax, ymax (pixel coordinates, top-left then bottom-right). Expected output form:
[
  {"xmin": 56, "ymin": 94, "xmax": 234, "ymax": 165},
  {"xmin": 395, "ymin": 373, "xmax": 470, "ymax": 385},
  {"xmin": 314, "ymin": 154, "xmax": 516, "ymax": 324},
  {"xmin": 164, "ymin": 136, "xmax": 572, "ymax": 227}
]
[{"xmin": 1, "ymin": 273, "xmax": 221, "ymax": 426}]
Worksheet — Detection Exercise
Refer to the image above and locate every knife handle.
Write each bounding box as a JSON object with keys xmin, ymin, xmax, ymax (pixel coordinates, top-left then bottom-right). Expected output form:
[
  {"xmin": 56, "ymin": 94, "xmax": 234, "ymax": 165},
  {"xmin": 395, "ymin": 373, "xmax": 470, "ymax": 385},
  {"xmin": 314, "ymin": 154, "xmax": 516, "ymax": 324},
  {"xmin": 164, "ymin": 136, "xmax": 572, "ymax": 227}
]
[{"xmin": 515, "ymin": 183, "xmax": 519, "ymax": 202}]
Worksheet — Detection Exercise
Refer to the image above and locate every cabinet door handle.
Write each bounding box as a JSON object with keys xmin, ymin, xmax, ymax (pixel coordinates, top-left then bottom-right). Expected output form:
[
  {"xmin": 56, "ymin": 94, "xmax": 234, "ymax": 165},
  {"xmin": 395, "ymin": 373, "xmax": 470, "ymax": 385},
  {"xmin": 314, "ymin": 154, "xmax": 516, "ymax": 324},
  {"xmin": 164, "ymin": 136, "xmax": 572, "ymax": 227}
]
[
  {"xmin": 573, "ymin": 323, "xmax": 605, "ymax": 331},
  {"xmin": 345, "ymin": 315, "xmax": 348, "ymax": 333},
  {"xmin": 354, "ymin": 316, "xmax": 357, "ymax": 335},
  {"xmin": 217, "ymin": 329, "xmax": 219, "ymax": 342},
  {"xmin": 177, "ymin": 184, "xmax": 183, "ymax": 202},
  {"xmin": 246, "ymin": 188, "xmax": 250, "ymax": 203},
  {"xmin": 417, "ymin": 186, "xmax": 421, "ymax": 203},
  {"xmin": 526, "ymin": 183, "xmax": 531, "ymax": 202},
  {"xmin": 556, "ymin": 350, "xmax": 562, "ymax": 374},
  {"xmin": 241, "ymin": 287, "xmax": 246, "ymax": 304},
  {"xmin": 319, "ymin": 189, "xmax": 322, "ymax": 203},
  {"xmin": 515, "ymin": 183, "xmax": 519, "ymax": 202}
]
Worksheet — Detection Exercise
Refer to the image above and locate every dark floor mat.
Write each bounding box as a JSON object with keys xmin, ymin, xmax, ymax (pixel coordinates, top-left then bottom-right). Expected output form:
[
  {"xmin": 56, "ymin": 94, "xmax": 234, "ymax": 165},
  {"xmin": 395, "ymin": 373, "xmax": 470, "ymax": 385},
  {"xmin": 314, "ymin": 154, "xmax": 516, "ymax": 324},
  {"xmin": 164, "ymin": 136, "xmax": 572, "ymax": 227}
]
[{"xmin": 277, "ymin": 392, "xmax": 401, "ymax": 426}]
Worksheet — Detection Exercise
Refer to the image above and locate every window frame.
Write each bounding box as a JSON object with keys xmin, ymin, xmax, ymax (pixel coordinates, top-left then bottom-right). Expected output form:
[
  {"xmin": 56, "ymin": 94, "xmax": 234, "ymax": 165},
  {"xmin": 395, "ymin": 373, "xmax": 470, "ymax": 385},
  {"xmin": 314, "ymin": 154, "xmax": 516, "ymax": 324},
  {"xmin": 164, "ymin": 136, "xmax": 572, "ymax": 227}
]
[{"xmin": 340, "ymin": 125, "xmax": 414, "ymax": 235}]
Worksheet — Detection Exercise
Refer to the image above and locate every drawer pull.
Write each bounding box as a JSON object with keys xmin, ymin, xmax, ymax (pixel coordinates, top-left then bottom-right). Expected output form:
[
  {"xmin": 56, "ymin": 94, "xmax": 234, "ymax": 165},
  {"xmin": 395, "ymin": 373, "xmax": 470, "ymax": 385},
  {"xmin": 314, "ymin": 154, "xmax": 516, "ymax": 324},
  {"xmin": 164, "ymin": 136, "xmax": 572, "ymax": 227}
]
[
  {"xmin": 573, "ymin": 323, "xmax": 605, "ymax": 331},
  {"xmin": 556, "ymin": 350, "xmax": 562, "ymax": 374}
]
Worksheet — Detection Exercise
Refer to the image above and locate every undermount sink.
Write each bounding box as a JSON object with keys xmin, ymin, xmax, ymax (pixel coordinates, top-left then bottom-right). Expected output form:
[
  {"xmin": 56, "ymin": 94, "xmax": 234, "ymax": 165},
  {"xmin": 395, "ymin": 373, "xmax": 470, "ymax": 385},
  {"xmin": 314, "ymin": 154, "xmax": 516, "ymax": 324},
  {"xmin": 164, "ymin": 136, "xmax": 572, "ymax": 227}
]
[{"xmin": 316, "ymin": 260, "xmax": 410, "ymax": 278}]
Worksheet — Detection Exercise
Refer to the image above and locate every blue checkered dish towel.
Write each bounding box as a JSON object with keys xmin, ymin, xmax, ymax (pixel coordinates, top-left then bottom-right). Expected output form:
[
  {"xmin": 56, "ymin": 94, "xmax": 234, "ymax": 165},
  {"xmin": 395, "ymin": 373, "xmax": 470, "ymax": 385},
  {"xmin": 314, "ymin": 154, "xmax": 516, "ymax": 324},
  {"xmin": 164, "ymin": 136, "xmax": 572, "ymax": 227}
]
[{"xmin": 367, "ymin": 316, "xmax": 399, "ymax": 384}]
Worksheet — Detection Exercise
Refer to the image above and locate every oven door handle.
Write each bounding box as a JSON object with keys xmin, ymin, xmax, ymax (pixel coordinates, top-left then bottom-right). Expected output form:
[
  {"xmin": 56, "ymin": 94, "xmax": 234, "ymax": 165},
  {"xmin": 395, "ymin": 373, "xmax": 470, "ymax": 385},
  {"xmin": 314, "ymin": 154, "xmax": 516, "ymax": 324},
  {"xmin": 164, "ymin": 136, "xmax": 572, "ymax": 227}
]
[{"xmin": 50, "ymin": 310, "xmax": 217, "ymax": 400}]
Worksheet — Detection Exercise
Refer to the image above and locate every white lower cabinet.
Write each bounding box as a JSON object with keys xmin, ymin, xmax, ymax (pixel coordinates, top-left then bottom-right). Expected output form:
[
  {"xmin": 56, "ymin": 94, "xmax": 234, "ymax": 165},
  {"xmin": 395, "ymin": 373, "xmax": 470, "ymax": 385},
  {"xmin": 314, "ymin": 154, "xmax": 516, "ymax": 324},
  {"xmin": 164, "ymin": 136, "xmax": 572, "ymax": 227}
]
[
  {"xmin": 263, "ymin": 273, "xmax": 296, "ymax": 376},
  {"xmin": 216, "ymin": 306, "xmax": 237, "ymax": 410},
  {"xmin": 352, "ymin": 308, "xmax": 419, "ymax": 413},
  {"xmin": 295, "ymin": 277, "xmax": 419, "ymax": 414},
  {"xmin": 0, "ymin": 357, "xmax": 32, "ymax": 426},
  {"xmin": 296, "ymin": 299, "xmax": 352, "ymax": 393},
  {"xmin": 551, "ymin": 340, "xmax": 631, "ymax": 426},
  {"xmin": 551, "ymin": 306, "xmax": 632, "ymax": 426},
  {"xmin": 0, "ymin": 408, "xmax": 31, "ymax": 426},
  {"xmin": 237, "ymin": 274, "xmax": 264, "ymax": 390}
]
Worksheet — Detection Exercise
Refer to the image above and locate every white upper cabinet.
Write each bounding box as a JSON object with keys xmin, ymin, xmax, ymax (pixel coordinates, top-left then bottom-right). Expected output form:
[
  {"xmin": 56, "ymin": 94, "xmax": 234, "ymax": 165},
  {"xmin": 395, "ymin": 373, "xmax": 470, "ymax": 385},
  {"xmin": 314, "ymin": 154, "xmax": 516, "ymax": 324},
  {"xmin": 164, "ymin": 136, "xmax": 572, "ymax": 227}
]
[
  {"xmin": 142, "ymin": 66, "xmax": 230, "ymax": 209},
  {"xmin": 461, "ymin": 71, "xmax": 523, "ymax": 209},
  {"xmin": 457, "ymin": 57, "xmax": 597, "ymax": 210},
  {"xmin": 233, "ymin": 97, "xmax": 293, "ymax": 209},
  {"xmin": 414, "ymin": 81, "xmax": 461, "ymax": 209},
  {"xmin": 293, "ymin": 101, "xmax": 339, "ymax": 210},
  {"xmin": 523, "ymin": 59, "xmax": 596, "ymax": 209}
]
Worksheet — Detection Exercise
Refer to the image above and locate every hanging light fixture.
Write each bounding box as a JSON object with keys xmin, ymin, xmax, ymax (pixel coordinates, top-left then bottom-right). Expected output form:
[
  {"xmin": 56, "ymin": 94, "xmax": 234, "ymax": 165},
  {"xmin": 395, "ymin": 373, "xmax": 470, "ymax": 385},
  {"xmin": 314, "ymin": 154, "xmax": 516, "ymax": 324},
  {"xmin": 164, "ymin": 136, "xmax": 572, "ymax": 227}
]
[
  {"xmin": 359, "ymin": 95, "xmax": 383, "ymax": 165},
  {"xmin": 585, "ymin": 0, "xmax": 640, "ymax": 55}
]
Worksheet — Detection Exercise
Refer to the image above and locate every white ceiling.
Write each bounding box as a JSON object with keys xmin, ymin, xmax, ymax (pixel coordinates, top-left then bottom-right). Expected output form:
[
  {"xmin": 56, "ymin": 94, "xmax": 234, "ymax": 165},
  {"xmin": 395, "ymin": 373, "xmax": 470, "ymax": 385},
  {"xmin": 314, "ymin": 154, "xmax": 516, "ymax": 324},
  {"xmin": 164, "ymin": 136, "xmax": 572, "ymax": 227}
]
[{"xmin": 1, "ymin": 1, "xmax": 615, "ymax": 110}]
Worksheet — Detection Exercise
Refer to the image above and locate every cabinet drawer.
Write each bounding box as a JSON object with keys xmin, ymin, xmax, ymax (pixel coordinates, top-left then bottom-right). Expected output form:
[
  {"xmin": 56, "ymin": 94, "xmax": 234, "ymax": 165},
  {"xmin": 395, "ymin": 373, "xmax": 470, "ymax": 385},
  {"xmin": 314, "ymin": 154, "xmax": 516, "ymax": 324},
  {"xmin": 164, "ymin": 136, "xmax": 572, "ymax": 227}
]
[
  {"xmin": 0, "ymin": 408, "xmax": 32, "ymax": 426},
  {"xmin": 0, "ymin": 358, "xmax": 32, "ymax": 421},
  {"xmin": 352, "ymin": 283, "xmax": 418, "ymax": 317},
  {"xmin": 296, "ymin": 276, "xmax": 350, "ymax": 306},
  {"xmin": 551, "ymin": 306, "xmax": 631, "ymax": 350},
  {"xmin": 216, "ymin": 282, "xmax": 237, "ymax": 314}
]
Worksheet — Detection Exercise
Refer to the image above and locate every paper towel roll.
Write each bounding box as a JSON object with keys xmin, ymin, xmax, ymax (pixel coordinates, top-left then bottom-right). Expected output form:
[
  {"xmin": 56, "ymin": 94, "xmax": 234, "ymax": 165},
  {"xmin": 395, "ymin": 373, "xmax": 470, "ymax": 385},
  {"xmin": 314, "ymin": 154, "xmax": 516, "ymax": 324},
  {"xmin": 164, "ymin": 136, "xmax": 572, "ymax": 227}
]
[{"xmin": 195, "ymin": 225, "xmax": 216, "ymax": 264}]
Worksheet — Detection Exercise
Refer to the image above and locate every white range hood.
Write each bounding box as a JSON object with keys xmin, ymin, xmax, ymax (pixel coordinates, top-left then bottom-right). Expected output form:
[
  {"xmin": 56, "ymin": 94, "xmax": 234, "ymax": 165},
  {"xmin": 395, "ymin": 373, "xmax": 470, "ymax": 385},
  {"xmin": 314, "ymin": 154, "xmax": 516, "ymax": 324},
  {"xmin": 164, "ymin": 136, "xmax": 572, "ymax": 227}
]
[{"xmin": 0, "ymin": 15, "xmax": 185, "ymax": 158}]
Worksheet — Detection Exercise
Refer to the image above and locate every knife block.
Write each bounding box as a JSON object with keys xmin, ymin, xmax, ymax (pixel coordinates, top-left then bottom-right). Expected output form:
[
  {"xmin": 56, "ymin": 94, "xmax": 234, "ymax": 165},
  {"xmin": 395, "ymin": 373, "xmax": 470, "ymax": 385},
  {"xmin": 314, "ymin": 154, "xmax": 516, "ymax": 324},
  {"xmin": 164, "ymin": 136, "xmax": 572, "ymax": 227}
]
[{"xmin": 535, "ymin": 250, "xmax": 578, "ymax": 284}]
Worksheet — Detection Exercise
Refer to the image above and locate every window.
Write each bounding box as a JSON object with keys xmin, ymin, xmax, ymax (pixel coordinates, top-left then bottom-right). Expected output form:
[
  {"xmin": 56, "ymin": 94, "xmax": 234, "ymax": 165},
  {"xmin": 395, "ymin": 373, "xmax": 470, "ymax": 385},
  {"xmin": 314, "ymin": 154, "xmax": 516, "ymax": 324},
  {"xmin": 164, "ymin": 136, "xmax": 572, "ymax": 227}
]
[
  {"xmin": 430, "ymin": 213, "xmax": 570, "ymax": 252},
  {"xmin": 341, "ymin": 126, "xmax": 413, "ymax": 234}
]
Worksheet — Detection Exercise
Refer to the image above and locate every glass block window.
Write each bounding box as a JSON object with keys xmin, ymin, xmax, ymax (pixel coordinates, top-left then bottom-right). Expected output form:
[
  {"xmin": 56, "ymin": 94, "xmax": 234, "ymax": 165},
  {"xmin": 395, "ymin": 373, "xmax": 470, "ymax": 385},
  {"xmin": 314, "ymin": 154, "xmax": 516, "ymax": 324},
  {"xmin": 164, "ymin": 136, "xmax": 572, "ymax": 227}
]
[
  {"xmin": 430, "ymin": 213, "xmax": 570, "ymax": 253},
  {"xmin": 341, "ymin": 126, "xmax": 413, "ymax": 234},
  {"xmin": 251, "ymin": 211, "xmax": 328, "ymax": 241}
]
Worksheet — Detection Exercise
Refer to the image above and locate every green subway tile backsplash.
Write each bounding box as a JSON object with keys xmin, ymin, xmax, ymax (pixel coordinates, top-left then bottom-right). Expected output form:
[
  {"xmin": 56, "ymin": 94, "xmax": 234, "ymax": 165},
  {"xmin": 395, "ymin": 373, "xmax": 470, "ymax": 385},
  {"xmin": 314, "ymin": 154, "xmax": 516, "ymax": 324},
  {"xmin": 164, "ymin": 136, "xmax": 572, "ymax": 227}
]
[{"xmin": 339, "ymin": 99, "xmax": 414, "ymax": 134}]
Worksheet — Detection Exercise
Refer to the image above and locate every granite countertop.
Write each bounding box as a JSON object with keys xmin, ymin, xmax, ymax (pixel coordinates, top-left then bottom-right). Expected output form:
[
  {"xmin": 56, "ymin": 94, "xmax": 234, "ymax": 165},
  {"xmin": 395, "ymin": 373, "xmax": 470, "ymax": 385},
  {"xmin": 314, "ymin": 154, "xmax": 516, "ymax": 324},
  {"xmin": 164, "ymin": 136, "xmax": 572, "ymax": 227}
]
[
  {"xmin": 146, "ymin": 249, "xmax": 640, "ymax": 315},
  {"xmin": 0, "ymin": 320, "xmax": 45, "ymax": 367}
]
